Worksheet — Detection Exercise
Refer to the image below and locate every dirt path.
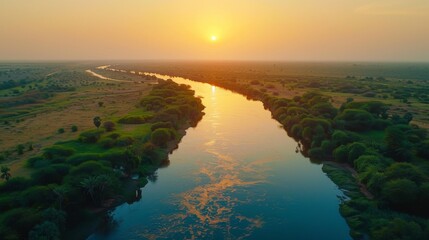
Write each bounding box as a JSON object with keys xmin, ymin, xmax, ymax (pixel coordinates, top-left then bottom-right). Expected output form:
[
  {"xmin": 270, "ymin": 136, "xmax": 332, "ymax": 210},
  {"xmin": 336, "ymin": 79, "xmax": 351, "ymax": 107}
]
[{"xmin": 85, "ymin": 69, "xmax": 133, "ymax": 82}]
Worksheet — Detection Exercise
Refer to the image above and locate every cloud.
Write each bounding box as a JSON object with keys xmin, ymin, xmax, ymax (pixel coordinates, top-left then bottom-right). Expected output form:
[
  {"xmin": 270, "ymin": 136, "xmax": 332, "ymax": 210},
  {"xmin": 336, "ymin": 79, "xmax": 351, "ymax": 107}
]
[{"xmin": 356, "ymin": 0, "xmax": 429, "ymax": 16}]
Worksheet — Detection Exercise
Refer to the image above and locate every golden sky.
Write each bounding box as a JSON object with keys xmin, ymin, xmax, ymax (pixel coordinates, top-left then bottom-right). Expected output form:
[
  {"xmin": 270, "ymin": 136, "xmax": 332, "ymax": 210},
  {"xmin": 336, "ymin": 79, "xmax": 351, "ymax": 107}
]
[{"xmin": 1, "ymin": 0, "xmax": 428, "ymax": 61}]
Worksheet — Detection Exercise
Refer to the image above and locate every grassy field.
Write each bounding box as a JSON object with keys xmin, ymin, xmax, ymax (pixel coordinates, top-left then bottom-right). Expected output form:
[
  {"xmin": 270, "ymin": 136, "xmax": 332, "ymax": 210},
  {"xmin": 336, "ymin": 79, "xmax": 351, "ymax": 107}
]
[
  {"xmin": 1, "ymin": 61, "xmax": 428, "ymax": 239},
  {"xmin": 0, "ymin": 63, "xmax": 153, "ymax": 176},
  {"xmin": 0, "ymin": 65, "xmax": 205, "ymax": 239}
]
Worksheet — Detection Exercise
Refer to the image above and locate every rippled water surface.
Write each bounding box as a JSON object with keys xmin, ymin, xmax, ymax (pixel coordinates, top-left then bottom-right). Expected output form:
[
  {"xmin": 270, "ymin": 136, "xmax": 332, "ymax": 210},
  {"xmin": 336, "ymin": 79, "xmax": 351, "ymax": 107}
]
[{"xmin": 89, "ymin": 74, "xmax": 350, "ymax": 239}]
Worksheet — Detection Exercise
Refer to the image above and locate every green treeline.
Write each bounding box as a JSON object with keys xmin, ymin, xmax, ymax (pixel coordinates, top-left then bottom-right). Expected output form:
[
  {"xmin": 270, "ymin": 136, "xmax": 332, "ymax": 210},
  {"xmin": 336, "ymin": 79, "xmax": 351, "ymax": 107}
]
[
  {"xmin": 0, "ymin": 79, "xmax": 204, "ymax": 239},
  {"xmin": 186, "ymin": 77, "xmax": 429, "ymax": 239}
]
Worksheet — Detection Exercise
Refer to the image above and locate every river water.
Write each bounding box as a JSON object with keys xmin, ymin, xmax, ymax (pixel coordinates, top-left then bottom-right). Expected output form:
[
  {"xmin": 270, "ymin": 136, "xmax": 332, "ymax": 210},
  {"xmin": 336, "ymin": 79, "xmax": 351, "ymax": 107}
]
[{"xmin": 88, "ymin": 74, "xmax": 350, "ymax": 239}]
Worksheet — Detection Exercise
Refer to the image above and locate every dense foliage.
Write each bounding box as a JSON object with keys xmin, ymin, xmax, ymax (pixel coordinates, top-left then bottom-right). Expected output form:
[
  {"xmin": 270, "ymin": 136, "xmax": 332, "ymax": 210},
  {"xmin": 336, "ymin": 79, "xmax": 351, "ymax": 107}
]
[
  {"xmin": 169, "ymin": 72, "xmax": 429, "ymax": 239},
  {"xmin": 0, "ymin": 79, "xmax": 204, "ymax": 239}
]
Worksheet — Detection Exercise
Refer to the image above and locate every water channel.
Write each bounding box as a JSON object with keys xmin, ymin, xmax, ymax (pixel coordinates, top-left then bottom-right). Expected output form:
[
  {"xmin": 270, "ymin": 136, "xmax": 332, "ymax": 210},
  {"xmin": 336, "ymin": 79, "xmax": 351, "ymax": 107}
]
[{"xmin": 89, "ymin": 74, "xmax": 350, "ymax": 239}]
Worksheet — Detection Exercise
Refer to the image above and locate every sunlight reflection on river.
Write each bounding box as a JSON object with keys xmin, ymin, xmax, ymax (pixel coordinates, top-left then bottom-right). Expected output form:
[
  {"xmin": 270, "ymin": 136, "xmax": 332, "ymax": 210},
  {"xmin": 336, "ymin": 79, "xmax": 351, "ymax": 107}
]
[{"xmin": 88, "ymin": 72, "xmax": 350, "ymax": 240}]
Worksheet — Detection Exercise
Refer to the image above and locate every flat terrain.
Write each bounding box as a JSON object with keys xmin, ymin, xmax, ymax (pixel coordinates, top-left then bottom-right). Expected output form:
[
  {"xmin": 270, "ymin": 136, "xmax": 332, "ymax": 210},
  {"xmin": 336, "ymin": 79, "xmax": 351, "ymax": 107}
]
[
  {"xmin": 0, "ymin": 63, "xmax": 155, "ymax": 176},
  {"xmin": 115, "ymin": 61, "xmax": 429, "ymax": 128}
]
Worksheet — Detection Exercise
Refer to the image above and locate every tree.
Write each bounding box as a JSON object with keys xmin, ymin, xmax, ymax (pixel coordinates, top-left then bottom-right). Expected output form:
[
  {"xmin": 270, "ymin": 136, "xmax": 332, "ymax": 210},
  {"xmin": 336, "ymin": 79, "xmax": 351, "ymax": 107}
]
[
  {"xmin": 372, "ymin": 218, "xmax": 423, "ymax": 240},
  {"xmin": 403, "ymin": 112, "xmax": 413, "ymax": 124},
  {"xmin": 17, "ymin": 144, "xmax": 25, "ymax": 155},
  {"xmin": 71, "ymin": 125, "xmax": 78, "ymax": 132},
  {"xmin": 385, "ymin": 126, "xmax": 413, "ymax": 161},
  {"xmin": 93, "ymin": 116, "xmax": 101, "ymax": 129},
  {"xmin": 1, "ymin": 165, "xmax": 11, "ymax": 181},
  {"xmin": 80, "ymin": 175, "xmax": 112, "ymax": 206},
  {"xmin": 80, "ymin": 176, "xmax": 98, "ymax": 205},
  {"xmin": 151, "ymin": 128, "xmax": 171, "ymax": 147},
  {"xmin": 28, "ymin": 221, "xmax": 60, "ymax": 240},
  {"xmin": 381, "ymin": 179, "xmax": 418, "ymax": 206},
  {"xmin": 347, "ymin": 142, "xmax": 367, "ymax": 164},
  {"xmin": 53, "ymin": 186, "xmax": 69, "ymax": 210},
  {"xmin": 42, "ymin": 208, "xmax": 67, "ymax": 231},
  {"xmin": 335, "ymin": 109, "xmax": 374, "ymax": 131},
  {"xmin": 384, "ymin": 162, "xmax": 424, "ymax": 184}
]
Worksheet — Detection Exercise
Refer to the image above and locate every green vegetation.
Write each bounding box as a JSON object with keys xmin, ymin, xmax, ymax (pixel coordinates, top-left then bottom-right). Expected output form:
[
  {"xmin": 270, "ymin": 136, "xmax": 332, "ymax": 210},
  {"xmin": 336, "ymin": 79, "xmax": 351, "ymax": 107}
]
[
  {"xmin": 93, "ymin": 116, "xmax": 101, "ymax": 129},
  {"xmin": 139, "ymin": 63, "xmax": 429, "ymax": 240},
  {"xmin": 1, "ymin": 166, "xmax": 11, "ymax": 181},
  {"xmin": 265, "ymin": 94, "xmax": 429, "ymax": 239},
  {"xmin": 0, "ymin": 79, "xmax": 204, "ymax": 239}
]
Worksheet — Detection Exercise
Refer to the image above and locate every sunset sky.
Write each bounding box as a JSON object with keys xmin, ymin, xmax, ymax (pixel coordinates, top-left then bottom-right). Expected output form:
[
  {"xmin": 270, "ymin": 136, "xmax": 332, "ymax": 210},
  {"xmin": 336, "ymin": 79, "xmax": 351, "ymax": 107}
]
[{"xmin": 1, "ymin": 0, "xmax": 428, "ymax": 61}]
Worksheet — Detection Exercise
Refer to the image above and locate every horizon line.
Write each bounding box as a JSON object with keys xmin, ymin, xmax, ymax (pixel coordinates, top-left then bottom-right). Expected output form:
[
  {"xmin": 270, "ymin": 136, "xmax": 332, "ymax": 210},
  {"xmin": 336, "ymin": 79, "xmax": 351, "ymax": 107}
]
[{"xmin": 1, "ymin": 59, "xmax": 429, "ymax": 64}]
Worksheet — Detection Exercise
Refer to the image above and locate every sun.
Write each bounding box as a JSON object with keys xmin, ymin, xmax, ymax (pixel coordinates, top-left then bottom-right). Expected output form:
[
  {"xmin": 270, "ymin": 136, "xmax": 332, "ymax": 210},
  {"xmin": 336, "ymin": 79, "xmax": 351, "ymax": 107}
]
[{"xmin": 211, "ymin": 35, "xmax": 217, "ymax": 41}]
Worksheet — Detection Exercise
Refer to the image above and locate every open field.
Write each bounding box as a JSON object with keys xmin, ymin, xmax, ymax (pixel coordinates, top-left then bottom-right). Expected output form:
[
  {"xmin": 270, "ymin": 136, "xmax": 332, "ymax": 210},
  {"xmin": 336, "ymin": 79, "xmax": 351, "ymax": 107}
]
[
  {"xmin": 0, "ymin": 64, "xmax": 205, "ymax": 239},
  {"xmin": 0, "ymin": 63, "xmax": 154, "ymax": 176},
  {"xmin": 1, "ymin": 61, "xmax": 429, "ymax": 239}
]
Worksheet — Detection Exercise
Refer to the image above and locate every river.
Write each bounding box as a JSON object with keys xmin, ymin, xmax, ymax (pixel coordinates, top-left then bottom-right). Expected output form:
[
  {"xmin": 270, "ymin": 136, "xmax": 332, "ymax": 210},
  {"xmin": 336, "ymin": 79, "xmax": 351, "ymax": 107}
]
[{"xmin": 88, "ymin": 73, "xmax": 350, "ymax": 239}]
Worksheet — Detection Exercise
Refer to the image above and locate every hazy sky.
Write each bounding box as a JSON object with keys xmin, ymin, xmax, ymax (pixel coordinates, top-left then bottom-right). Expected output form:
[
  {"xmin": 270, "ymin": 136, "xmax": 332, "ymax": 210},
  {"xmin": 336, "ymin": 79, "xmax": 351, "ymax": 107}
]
[{"xmin": 1, "ymin": 0, "xmax": 429, "ymax": 61}]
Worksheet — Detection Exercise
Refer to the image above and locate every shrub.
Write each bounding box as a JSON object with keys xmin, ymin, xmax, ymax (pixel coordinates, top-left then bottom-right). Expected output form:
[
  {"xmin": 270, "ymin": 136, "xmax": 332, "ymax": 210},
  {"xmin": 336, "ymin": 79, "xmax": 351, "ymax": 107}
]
[
  {"xmin": 118, "ymin": 115, "xmax": 152, "ymax": 124},
  {"xmin": 384, "ymin": 126, "xmax": 413, "ymax": 161},
  {"xmin": 107, "ymin": 132, "xmax": 120, "ymax": 139},
  {"xmin": 364, "ymin": 169, "xmax": 386, "ymax": 194},
  {"xmin": 354, "ymin": 155, "xmax": 381, "ymax": 173},
  {"xmin": 335, "ymin": 109, "xmax": 374, "ymax": 131},
  {"xmin": 0, "ymin": 177, "xmax": 31, "ymax": 193},
  {"xmin": 417, "ymin": 140, "xmax": 429, "ymax": 159},
  {"xmin": 308, "ymin": 147, "xmax": 325, "ymax": 160},
  {"xmin": 332, "ymin": 130, "xmax": 348, "ymax": 146},
  {"xmin": 29, "ymin": 221, "xmax": 61, "ymax": 240},
  {"xmin": 2, "ymin": 208, "xmax": 41, "ymax": 239},
  {"xmin": 100, "ymin": 150, "xmax": 128, "ymax": 167},
  {"xmin": 151, "ymin": 122, "xmax": 173, "ymax": 131},
  {"xmin": 17, "ymin": 144, "xmax": 25, "ymax": 155},
  {"xmin": 0, "ymin": 195, "xmax": 17, "ymax": 212},
  {"xmin": 31, "ymin": 166, "xmax": 67, "ymax": 185},
  {"xmin": 116, "ymin": 136, "xmax": 134, "ymax": 147},
  {"xmin": 41, "ymin": 208, "xmax": 67, "ymax": 230},
  {"xmin": 151, "ymin": 128, "xmax": 171, "ymax": 147},
  {"xmin": 384, "ymin": 162, "xmax": 425, "ymax": 184},
  {"xmin": 290, "ymin": 124, "xmax": 303, "ymax": 139},
  {"xmin": 372, "ymin": 119, "xmax": 392, "ymax": 130},
  {"xmin": 67, "ymin": 153, "xmax": 101, "ymax": 165},
  {"xmin": 333, "ymin": 145, "xmax": 348, "ymax": 162},
  {"xmin": 347, "ymin": 142, "xmax": 367, "ymax": 164},
  {"xmin": 79, "ymin": 129, "xmax": 104, "ymax": 143},
  {"xmin": 71, "ymin": 161, "xmax": 109, "ymax": 175},
  {"xmin": 381, "ymin": 179, "xmax": 418, "ymax": 206},
  {"xmin": 320, "ymin": 140, "xmax": 335, "ymax": 154},
  {"xmin": 371, "ymin": 218, "xmax": 424, "ymax": 240},
  {"xmin": 300, "ymin": 117, "xmax": 332, "ymax": 134},
  {"xmin": 19, "ymin": 186, "xmax": 56, "ymax": 207},
  {"xmin": 43, "ymin": 146, "xmax": 75, "ymax": 160},
  {"xmin": 57, "ymin": 128, "xmax": 65, "ymax": 134},
  {"xmin": 99, "ymin": 138, "xmax": 116, "ymax": 148},
  {"xmin": 310, "ymin": 102, "xmax": 338, "ymax": 119},
  {"xmin": 67, "ymin": 161, "xmax": 112, "ymax": 185},
  {"xmin": 71, "ymin": 125, "xmax": 78, "ymax": 132},
  {"xmin": 103, "ymin": 121, "xmax": 115, "ymax": 132}
]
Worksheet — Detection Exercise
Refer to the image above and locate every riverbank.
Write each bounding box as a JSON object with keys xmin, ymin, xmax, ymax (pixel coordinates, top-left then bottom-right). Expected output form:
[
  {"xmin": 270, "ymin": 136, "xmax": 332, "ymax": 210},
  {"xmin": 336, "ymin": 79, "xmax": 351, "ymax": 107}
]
[
  {"xmin": 86, "ymin": 70, "xmax": 351, "ymax": 240},
  {"xmin": 112, "ymin": 64, "xmax": 429, "ymax": 240},
  {"xmin": 65, "ymin": 126, "xmax": 189, "ymax": 240},
  {"xmin": 0, "ymin": 77, "xmax": 205, "ymax": 239}
]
